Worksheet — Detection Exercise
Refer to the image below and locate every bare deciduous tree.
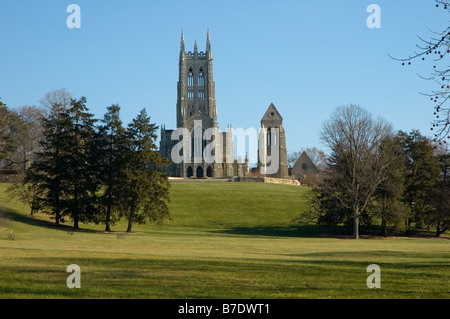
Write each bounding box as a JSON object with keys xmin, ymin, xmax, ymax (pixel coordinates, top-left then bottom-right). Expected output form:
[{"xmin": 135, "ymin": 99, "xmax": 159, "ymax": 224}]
[
  {"xmin": 391, "ymin": 0, "xmax": 450, "ymax": 143},
  {"xmin": 39, "ymin": 88, "xmax": 72, "ymax": 112},
  {"xmin": 320, "ymin": 104, "xmax": 394, "ymax": 239},
  {"xmin": 287, "ymin": 147, "xmax": 327, "ymax": 170},
  {"xmin": 287, "ymin": 151, "xmax": 301, "ymax": 169},
  {"xmin": 11, "ymin": 105, "xmax": 47, "ymax": 171}
]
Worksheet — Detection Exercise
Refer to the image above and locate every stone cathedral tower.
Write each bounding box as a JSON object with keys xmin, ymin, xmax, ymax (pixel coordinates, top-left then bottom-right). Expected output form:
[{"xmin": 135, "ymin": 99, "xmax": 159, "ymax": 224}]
[
  {"xmin": 160, "ymin": 30, "xmax": 249, "ymax": 178},
  {"xmin": 258, "ymin": 103, "xmax": 289, "ymax": 178},
  {"xmin": 176, "ymin": 30, "xmax": 217, "ymax": 131}
]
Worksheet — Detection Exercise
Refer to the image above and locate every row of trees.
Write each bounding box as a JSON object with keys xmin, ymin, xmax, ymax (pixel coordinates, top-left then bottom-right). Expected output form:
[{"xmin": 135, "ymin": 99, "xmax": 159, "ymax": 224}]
[
  {"xmin": 301, "ymin": 104, "xmax": 449, "ymax": 239},
  {"xmin": 7, "ymin": 89, "xmax": 170, "ymax": 232}
]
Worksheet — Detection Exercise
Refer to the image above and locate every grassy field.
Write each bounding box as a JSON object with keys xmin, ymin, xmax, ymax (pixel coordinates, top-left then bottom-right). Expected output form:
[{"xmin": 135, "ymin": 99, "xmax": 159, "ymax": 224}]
[{"xmin": 0, "ymin": 181, "xmax": 449, "ymax": 299}]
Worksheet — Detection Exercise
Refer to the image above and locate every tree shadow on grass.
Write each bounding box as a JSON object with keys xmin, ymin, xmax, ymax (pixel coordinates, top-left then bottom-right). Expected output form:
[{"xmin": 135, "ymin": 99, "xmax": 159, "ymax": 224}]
[
  {"xmin": 0, "ymin": 207, "xmax": 104, "ymax": 234},
  {"xmin": 214, "ymin": 225, "xmax": 450, "ymax": 240},
  {"xmin": 212, "ymin": 225, "xmax": 352, "ymax": 238}
]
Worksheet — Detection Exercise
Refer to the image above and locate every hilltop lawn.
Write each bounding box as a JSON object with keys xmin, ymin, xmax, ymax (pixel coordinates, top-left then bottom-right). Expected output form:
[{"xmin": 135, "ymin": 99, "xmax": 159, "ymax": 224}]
[{"xmin": 0, "ymin": 182, "xmax": 449, "ymax": 299}]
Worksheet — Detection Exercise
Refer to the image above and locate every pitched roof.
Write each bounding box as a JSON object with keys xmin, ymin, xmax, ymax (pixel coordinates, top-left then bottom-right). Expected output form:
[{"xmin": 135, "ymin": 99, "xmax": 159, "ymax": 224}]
[{"xmin": 261, "ymin": 103, "xmax": 283, "ymax": 122}]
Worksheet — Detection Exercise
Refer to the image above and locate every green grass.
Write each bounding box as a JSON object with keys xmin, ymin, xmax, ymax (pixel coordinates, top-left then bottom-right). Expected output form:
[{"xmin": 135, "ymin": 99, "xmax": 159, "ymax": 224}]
[{"xmin": 0, "ymin": 182, "xmax": 449, "ymax": 299}]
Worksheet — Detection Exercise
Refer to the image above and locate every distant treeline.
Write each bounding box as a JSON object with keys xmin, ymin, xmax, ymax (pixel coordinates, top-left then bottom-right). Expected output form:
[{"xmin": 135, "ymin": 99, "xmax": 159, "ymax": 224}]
[{"xmin": 299, "ymin": 105, "xmax": 449, "ymax": 239}]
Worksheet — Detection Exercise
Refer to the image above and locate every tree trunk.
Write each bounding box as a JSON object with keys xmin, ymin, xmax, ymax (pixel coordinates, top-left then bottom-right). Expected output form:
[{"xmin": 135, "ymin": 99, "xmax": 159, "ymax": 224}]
[
  {"xmin": 381, "ymin": 218, "xmax": 387, "ymax": 238},
  {"xmin": 55, "ymin": 210, "xmax": 60, "ymax": 226},
  {"xmin": 105, "ymin": 209, "xmax": 111, "ymax": 232},
  {"xmin": 405, "ymin": 219, "xmax": 411, "ymax": 237},
  {"xmin": 105, "ymin": 193, "xmax": 112, "ymax": 232},
  {"xmin": 73, "ymin": 193, "xmax": 79, "ymax": 230},
  {"xmin": 436, "ymin": 223, "xmax": 441, "ymax": 238},
  {"xmin": 127, "ymin": 205, "xmax": 135, "ymax": 233},
  {"xmin": 55, "ymin": 191, "xmax": 60, "ymax": 226},
  {"xmin": 381, "ymin": 196, "xmax": 387, "ymax": 237},
  {"xmin": 353, "ymin": 213, "xmax": 359, "ymax": 239}
]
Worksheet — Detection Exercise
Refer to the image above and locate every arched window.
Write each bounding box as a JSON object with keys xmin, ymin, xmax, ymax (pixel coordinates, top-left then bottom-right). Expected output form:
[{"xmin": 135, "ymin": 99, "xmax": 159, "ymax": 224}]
[
  {"xmin": 186, "ymin": 166, "xmax": 194, "ymax": 178},
  {"xmin": 198, "ymin": 69, "xmax": 205, "ymax": 99},
  {"xmin": 196, "ymin": 166, "xmax": 204, "ymax": 178},
  {"xmin": 267, "ymin": 128, "xmax": 272, "ymax": 156},
  {"xmin": 207, "ymin": 166, "xmax": 213, "ymax": 178},
  {"xmin": 187, "ymin": 68, "xmax": 194, "ymax": 99}
]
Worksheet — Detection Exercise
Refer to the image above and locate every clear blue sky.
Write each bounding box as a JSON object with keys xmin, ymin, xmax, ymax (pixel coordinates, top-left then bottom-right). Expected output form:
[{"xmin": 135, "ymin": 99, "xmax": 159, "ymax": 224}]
[{"xmin": 1, "ymin": 0, "xmax": 448, "ymax": 154}]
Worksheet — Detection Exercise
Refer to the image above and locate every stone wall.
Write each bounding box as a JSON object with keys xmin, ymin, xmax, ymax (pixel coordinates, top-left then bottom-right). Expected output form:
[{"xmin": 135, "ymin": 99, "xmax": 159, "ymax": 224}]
[
  {"xmin": 263, "ymin": 177, "xmax": 301, "ymax": 186},
  {"xmin": 236, "ymin": 176, "xmax": 301, "ymax": 186},
  {"xmin": 169, "ymin": 177, "xmax": 232, "ymax": 182},
  {"xmin": 168, "ymin": 176, "xmax": 301, "ymax": 186}
]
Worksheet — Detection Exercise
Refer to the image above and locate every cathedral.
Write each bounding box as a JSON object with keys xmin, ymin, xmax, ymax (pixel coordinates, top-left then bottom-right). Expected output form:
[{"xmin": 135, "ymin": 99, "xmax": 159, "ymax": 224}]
[{"xmin": 159, "ymin": 30, "xmax": 288, "ymax": 179}]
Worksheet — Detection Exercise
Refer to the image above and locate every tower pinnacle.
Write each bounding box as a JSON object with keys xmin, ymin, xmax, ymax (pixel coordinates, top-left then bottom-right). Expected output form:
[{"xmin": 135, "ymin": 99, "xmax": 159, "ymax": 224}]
[
  {"xmin": 206, "ymin": 29, "xmax": 212, "ymax": 58},
  {"xmin": 180, "ymin": 30, "xmax": 185, "ymax": 55}
]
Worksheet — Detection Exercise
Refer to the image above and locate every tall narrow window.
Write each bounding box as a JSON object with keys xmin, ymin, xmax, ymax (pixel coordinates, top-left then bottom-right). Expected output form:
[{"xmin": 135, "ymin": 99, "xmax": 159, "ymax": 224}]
[
  {"xmin": 187, "ymin": 68, "xmax": 194, "ymax": 99},
  {"xmin": 198, "ymin": 69, "xmax": 205, "ymax": 99},
  {"xmin": 267, "ymin": 128, "xmax": 272, "ymax": 156}
]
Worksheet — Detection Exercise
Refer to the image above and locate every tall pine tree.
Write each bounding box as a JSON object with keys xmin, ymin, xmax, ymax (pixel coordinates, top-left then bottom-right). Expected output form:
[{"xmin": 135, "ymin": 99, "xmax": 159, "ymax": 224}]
[
  {"xmin": 64, "ymin": 97, "xmax": 99, "ymax": 229},
  {"xmin": 372, "ymin": 136, "xmax": 410, "ymax": 237},
  {"xmin": 398, "ymin": 130, "xmax": 441, "ymax": 234},
  {"xmin": 426, "ymin": 146, "xmax": 450, "ymax": 237},
  {"xmin": 27, "ymin": 95, "xmax": 99, "ymax": 229},
  {"xmin": 118, "ymin": 109, "xmax": 170, "ymax": 233},
  {"xmin": 97, "ymin": 104, "xmax": 126, "ymax": 232},
  {"xmin": 26, "ymin": 99, "xmax": 72, "ymax": 225}
]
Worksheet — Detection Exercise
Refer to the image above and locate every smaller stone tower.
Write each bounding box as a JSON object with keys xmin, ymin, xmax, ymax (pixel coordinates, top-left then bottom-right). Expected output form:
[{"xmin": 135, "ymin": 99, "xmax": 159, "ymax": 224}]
[{"xmin": 258, "ymin": 103, "xmax": 289, "ymax": 178}]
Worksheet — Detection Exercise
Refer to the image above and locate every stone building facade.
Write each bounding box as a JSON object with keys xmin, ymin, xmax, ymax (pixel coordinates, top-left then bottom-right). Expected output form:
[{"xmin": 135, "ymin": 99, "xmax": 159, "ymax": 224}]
[
  {"xmin": 291, "ymin": 151, "xmax": 319, "ymax": 181},
  {"xmin": 160, "ymin": 31, "xmax": 288, "ymax": 178},
  {"xmin": 257, "ymin": 103, "xmax": 289, "ymax": 179}
]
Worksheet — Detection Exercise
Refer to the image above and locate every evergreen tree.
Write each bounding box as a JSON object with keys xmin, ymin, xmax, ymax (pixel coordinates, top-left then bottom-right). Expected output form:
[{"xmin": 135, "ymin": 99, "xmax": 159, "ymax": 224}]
[
  {"xmin": 118, "ymin": 109, "xmax": 170, "ymax": 233},
  {"xmin": 64, "ymin": 97, "xmax": 99, "ymax": 229},
  {"xmin": 398, "ymin": 130, "xmax": 441, "ymax": 234},
  {"xmin": 26, "ymin": 93, "xmax": 99, "ymax": 229},
  {"xmin": 97, "ymin": 104, "xmax": 126, "ymax": 232},
  {"xmin": 426, "ymin": 147, "xmax": 450, "ymax": 237},
  {"xmin": 371, "ymin": 136, "xmax": 410, "ymax": 237},
  {"xmin": 0, "ymin": 101, "xmax": 12, "ymax": 164},
  {"xmin": 26, "ymin": 98, "xmax": 72, "ymax": 225}
]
